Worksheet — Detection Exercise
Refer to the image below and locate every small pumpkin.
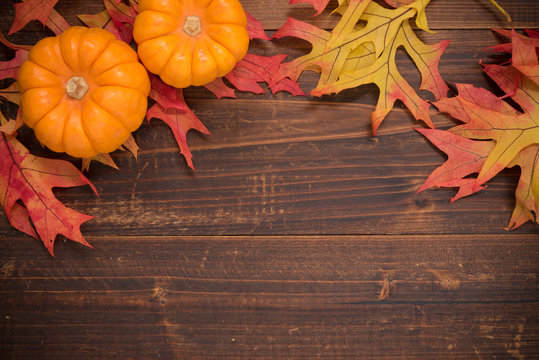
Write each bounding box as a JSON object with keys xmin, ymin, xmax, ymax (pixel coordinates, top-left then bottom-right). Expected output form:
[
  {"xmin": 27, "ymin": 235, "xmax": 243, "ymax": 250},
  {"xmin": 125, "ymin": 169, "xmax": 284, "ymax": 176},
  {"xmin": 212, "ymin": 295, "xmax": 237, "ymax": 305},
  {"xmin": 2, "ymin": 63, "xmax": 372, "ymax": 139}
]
[
  {"xmin": 18, "ymin": 26, "xmax": 151, "ymax": 159},
  {"xmin": 133, "ymin": 0, "xmax": 249, "ymax": 88}
]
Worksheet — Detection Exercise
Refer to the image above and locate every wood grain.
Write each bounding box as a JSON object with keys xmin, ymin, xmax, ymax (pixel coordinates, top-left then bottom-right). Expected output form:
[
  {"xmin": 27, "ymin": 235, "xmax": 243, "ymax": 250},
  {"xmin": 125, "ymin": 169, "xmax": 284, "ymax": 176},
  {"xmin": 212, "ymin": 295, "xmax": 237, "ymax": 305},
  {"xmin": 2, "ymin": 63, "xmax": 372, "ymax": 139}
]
[
  {"xmin": 0, "ymin": 0, "xmax": 538, "ymax": 359},
  {"xmin": 1, "ymin": 235, "xmax": 538, "ymax": 359}
]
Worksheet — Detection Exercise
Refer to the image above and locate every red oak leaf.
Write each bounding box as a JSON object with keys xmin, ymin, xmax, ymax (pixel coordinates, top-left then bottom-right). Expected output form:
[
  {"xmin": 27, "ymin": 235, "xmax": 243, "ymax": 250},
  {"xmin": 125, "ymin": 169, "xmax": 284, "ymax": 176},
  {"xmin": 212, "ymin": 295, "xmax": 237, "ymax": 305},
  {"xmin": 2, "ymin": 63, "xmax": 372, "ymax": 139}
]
[
  {"xmin": 8, "ymin": 0, "xmax": 60, "ymax": 35},
  {"xmin": 0, "ymin": 82, "xmax": 21, "ymax": 105},
  {"xmin": 8, "ymin": 202, "xmax": 38, "ymax": 239},
  {"xmin": 246, "ymin": 12, "xmax": 269, "ymax": 40},
  {"xmin": 487, "ymin": 29, "xmax": 539, "ymax": 56},
  {"xmin": 44, "ymin": 8, "xmax": 70, "ymax": 35},
  {"xmin": 80, "ymin": 135, "xmax": 139, "ymax": 171},
  {"xmin": 226, "ymin": 53, "xmax": 305, "ymax": 96},
  {"xmin": 104, "ymin": 0, "xmax": 138, "ymax": 43},
  {"xmin": 421, "ymin": 30, "xmax": 539, "ymax": 230},
  {"xmin": 416, "ymin": 128, "xmax": 494, "ymax": 201},
  {"xmin": 0, "ymin": 110, "xmax": 23, "ymax": 136},
  {"xmin": 147, "ymin": 87, "xmax": 209, "ymax": 169},
  {"xmin": 0, "ymin": 131, "xmax": 97, "ymax": 255},
  {"xmin": 506, "ymin": 145, "xmax": 539, "ymax": 230},
  {"xmin": 289, "ymin": 0, "xmax": 330, "ymax": 16},
  {"xmin": 203, "ymin": 78, "xmax": 237, "ymax": 99},
  {"xmin": 149, "ymin": 75, "xmax": 188, "ymax": 112},
  {"xmin": 433, "ymin": 83, "xmax": 520, "ymax": 124},
  {"xmin": 0, "ymin": 50, "xmax": 29, "ymax": 80},
  {"xmin": 78, "ymin": 10, "xmax": 123, "ymax": 40}
]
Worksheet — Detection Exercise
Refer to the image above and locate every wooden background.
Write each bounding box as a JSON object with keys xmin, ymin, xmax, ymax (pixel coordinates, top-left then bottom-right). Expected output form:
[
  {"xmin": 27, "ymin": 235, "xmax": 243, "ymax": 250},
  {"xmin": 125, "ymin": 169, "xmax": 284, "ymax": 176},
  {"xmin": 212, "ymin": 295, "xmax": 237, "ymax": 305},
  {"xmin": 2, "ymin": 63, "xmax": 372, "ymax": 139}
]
[{"xmin": 1, "ymin": 0, "xmax": 538, "ymax": 358}]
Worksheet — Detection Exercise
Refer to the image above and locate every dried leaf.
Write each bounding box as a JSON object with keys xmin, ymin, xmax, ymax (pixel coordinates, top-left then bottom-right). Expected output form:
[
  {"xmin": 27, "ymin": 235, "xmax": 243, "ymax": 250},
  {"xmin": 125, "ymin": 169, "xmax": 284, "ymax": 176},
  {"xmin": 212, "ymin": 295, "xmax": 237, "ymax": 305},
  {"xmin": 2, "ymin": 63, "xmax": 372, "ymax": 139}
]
[
  {"xmin": 0, "ymin": 50, "xmax": 29, "ymax": 80},
  {"xmin": 147, "ymin": 87, "xmax": 210, "ymax": 169},
  {"xmin": 149, "ymin": 75, "xmax": 188, "ymax": 112},
  {"xmin": 0, "ymin": 31, "xmax": 32, "ymax": 52},
  {"xmin": 0, "ymin": 110, "xmax": 23, "ymax": 136},
  {"xmin": 416, "ymin": 128, "xmax": 494, "ymax": 201},
  {"xmin": 78, "ymin": 10, "xmax": 123, "ymax": 40},
  {"xmin": 82, "ymin": 153, "xmax": 119, "ymax": 172},
  {"xmin": 0, "ymin": 81, "xmax": 21, "ymax": 105},
  {"xmin": 104, "ymin": 0, "xmax": 137, "ymax": 43},
  {"xmin": 246, "ymin": 12, "xmax": 269, "ymax": 40},
  {"xmin": 121, "ymin": 134, "xmax": 139, "ymax": 159},
  {"xmin": 506, "ymin": 145, "xmax": 539, "ymax": 230},
  {"xmin": 8, "ymin": 0, "xmax": 61, "ymax": 35},
  {"xmin": 203, "ymin": 78, "xmax": 237, "ymax": 99},
  {"xmin": 9, "ymin": 202, "xmax": 38, "ymax": 239},
  {"xmin": 0, "ymin": 132, "xmax": 97, "ymax": 255},
  {"xmin": 45, "ymin": 8, "xmax": 70, "ymax": 35},
  {"xmin": 274, "ymin": 0, "xmax": 445, "ymax": 133},
  {"xmin": 421, "ymin": 31, "xmax": 539, "ymax": 229},
  {"xmin": 227, "ymin": 54, "xmax": 305, "ymax": 96},
  {"xmin": 289, "ymin": 0, "xmax": 330, "ymax": 16}
]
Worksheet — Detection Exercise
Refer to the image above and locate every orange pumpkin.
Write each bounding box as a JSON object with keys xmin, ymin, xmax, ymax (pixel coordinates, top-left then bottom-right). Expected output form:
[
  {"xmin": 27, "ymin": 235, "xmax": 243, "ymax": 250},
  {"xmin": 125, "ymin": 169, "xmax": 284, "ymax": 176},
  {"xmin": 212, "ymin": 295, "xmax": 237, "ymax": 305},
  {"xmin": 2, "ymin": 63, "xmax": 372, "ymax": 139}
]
[
  {"xmin": 18, "ymin": 26, "xmax": 151, "ymax": 159},
  {"xmin": 133, "ymin": 0, "xmax": 249, "ymax": 88}
]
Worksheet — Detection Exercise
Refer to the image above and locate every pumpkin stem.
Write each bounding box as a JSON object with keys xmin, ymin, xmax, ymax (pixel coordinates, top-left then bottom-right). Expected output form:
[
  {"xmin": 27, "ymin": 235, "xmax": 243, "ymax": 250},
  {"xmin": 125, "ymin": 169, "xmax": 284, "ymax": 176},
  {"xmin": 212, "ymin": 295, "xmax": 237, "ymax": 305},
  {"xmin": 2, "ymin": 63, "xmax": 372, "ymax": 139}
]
[
  {"xmin": 183, "ymin": 16, "xmax": 202, "ymax": 37},
  {"xmin": 65, "ymin": 76, "xmax": 89, "ymax": 100}
]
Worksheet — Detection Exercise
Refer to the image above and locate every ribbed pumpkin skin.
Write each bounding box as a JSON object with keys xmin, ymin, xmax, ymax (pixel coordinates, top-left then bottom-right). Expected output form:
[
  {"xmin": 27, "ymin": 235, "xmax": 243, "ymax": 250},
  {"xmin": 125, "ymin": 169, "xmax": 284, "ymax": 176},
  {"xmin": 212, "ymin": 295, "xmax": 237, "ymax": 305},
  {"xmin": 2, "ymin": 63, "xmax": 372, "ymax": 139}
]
[
  {"xmin": 18, "ymin": 26, "xmax": 151, "ymax": 159},
  {"xmin": 133, "ymin": 0, "xmax": 249, "ymax": 88}
]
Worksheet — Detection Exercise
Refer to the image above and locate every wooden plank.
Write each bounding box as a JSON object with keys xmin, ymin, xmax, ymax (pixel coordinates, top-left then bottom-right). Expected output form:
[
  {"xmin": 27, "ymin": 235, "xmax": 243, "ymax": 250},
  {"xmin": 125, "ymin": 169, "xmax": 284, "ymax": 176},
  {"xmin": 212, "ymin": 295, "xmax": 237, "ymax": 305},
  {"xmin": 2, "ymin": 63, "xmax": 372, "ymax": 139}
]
[
  {"xmin": 242, "ymin": 0, "xmax": 539, "ymax": 30},
  {"xmin": 2, "ymin": 234, "xmax": 538, "ymax": 301},
  {"xmin": 0, "ymin": 1, "xmax": 537, "ymax": 359},
  {"xmin": 1, "ymin": 235, "xmax": 538, "ymax": 358},
  {"xmin": 0, "ymin": 0, "xmax": 536, "ymax": 34},
  {"xmin": 1, "ymin": 304, "xmax": 537, "ymax": 359}
]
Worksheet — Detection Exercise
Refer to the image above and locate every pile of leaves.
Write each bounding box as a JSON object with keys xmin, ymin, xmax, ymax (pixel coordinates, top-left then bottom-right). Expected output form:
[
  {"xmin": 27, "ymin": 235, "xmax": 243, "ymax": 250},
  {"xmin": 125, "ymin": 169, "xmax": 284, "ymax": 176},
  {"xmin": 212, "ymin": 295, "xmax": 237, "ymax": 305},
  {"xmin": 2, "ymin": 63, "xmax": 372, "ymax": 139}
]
[{"xmin": 0, "ymin": 0, "xmax": 536, "ymax": 256}]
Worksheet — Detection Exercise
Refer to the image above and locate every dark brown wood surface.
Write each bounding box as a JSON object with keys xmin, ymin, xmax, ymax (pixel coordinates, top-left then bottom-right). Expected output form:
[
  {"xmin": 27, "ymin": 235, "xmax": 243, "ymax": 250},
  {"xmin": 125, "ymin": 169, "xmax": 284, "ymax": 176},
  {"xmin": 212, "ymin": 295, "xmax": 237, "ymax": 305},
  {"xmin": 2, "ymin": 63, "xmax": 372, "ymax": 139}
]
[{"xmin": 1, "ymin": 0, "xmax": 538, "ymax": 358}]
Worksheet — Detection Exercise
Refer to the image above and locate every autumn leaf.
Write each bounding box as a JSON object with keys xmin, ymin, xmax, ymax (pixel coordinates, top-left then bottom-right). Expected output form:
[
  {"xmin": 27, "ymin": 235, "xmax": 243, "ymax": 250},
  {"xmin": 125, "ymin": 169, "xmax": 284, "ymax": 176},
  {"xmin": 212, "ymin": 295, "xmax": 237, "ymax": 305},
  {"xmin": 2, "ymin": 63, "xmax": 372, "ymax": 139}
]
[
  {"xmin": 227, "ymin": 54, "xmax": 305, "ymax": 96},
  {"xmin": 0, "ymin": 50, "xmax": 29, "ymax": 80},
  {"xmin": 44, "ymin": 8, "xmax": 71, "ymax": 35},
  {"xmin": 147, "ymin": 78, "xmax": 210, "ymax": 169},
  {"xmin": 416, "ymin": 127, "xmax": 494, "ymax": 201},
  {"xmin": 103, "ymin": 0, "xmax": 138, "ymax": 43},
  {"xmin": 420, "ymin": 31, "xmax": 539, "ymax": 229},
  {"xmin": 80, "ymin": 135, "xmax": 139, "ymax": 172},
  {"xmin": 81, "ymin": 153, "xmax": 119, "ymax": 172},
  {"xmin": 147, "ymin": 103, "xmax": 210, "ymax": 170},
  {"xmin": 246, "ymin": 12, "xmax": 269, "ymax": 40},
  {"xmin": 149, "ymin": 75, "xmax": 189, "ymax": 112},
  {"xmin": 78, "ymin": 0, "xmax": 138, "ymax": 42},
  {"xmin": 78, "ymin": 10, "xmax": 123, "ymax": 40},
  {"xmin": 8, "ymin": 202, "xmax": 38, "ymax": 239},
  {"xmin": 0, "ymin": 82, "xmax": 21, "ymax": 105},
  {"xmin": 0, "ymin": 130, "xmax": 97, "ymax": 255},
  {"xmin": 0, "ymin": 110, "xmax": 23, "ymax": 136},
  {"xmin": 289, "ymin": 0, "xmax": 331, "ymax": 16},
  {"xmin": 8, "ymin": 0, "xmax": 61, "ymax": 35},
  {"xmin": 273, "ymin": 0, "xmax": 447, "ymax": 134},
  {"xmin": 120, "ymin": 134, "xmax": 139, "ymax": 159},
  {"xmin": 203, "ymin": 78, "xmax": 237, "ymax": 99}
]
